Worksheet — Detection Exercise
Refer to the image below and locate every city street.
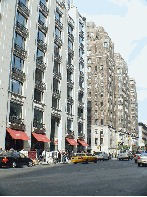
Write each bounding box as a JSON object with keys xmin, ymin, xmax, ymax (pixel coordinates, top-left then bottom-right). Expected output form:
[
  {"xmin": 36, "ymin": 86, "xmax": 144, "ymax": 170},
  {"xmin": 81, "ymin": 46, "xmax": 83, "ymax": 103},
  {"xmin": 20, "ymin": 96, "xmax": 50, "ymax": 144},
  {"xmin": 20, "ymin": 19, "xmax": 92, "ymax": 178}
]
[{"xmin": 0, "ymin": 159, "xmax": 147, "ymax": 196}]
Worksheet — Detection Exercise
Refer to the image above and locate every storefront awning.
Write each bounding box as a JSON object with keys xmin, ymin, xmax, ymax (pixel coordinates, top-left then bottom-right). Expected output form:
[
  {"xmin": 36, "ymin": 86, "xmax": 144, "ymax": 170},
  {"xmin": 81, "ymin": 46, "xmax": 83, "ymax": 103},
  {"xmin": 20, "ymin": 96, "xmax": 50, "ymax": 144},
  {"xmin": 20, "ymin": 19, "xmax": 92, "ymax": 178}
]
[
  {"xmin": 66, "ymin": 138, "xmax": 79, "ymax": 145},
  {"xmin": 7, "ymin": 128, "xmax": 30, "ymax": 141},
  {"xmin": 78, "ymin": 140, "xmax": 89, "ymax": 146},
  {"xmin": 32, "ymin": 133, "xmax": 51, "ymax": 142}
]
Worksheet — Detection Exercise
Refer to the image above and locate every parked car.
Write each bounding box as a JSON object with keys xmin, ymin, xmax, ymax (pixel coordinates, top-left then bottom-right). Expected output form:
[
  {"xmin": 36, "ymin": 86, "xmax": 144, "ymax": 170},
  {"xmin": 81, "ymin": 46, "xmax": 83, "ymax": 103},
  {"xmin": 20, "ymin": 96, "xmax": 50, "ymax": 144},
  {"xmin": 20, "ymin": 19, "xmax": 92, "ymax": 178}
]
[
  {"xmin": 95, "ymin": 152, "xmax": 109, "ymax": 160},
  {"xmin": 137, "ymin": 153, "xmax": 147, "ymax": 167},
  {"xmin": 0, "ymin": 151, "xmax": 33, "ymax": 168},
  {"xmin": 118, "ymin": 150, "xmax": 133, "ymax": 160},
  {"xmin": 134, "ymin": 150, "xmax": 146, "ymax": 163},
  {"xmin": 71, "ymin": 153, "xmax": 97, "ymax": 164}
]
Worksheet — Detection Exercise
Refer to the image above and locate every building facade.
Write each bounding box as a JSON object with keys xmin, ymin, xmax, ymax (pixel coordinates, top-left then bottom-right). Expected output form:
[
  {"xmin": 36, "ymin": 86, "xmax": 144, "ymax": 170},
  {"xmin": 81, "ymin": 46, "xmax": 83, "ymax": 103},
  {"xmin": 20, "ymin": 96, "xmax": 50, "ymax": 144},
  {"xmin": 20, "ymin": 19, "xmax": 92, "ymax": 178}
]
[
  {"xmin": 87, "ymin": 22, "xmax": 116, "ymax": 154},
  {"xmin": 0, "ymin": 0, "xmax": 88, "ymax": 153},
  {"xmin": 138, "ymin": 122, "xmax": 147, "ymax": 148},
  {"xmin": 86, "ymin": 22, "xmax": 139, "ymax": 154}
]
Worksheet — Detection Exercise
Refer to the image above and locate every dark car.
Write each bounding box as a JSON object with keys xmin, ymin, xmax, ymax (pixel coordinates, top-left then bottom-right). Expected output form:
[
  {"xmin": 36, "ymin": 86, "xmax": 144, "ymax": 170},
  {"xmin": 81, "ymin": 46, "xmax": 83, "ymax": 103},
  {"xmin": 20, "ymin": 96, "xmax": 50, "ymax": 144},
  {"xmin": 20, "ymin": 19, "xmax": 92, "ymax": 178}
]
[{"xmin": 0, "ymin": 151, "xmax": 33, "ymax": 168}]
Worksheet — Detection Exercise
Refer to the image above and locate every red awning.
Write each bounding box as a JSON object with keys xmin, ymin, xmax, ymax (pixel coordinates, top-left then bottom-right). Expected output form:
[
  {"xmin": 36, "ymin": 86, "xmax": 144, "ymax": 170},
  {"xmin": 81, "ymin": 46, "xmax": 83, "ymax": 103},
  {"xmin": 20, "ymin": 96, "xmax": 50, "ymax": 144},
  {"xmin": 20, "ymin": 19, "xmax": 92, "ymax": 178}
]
[
  {"xmin": 7, "ymin": 128, "xmax": 30, "ymax": 141},
  {"xmin": 32, "ymin": 133, "xmax": 51, "ymax": 143},
  {"xmin": 78, "ymin": 140, "xmax": 89, "ymax": 147},
  {"xmin": 66, "ymin": 138, "xmax": 79, "ymax": 145}
]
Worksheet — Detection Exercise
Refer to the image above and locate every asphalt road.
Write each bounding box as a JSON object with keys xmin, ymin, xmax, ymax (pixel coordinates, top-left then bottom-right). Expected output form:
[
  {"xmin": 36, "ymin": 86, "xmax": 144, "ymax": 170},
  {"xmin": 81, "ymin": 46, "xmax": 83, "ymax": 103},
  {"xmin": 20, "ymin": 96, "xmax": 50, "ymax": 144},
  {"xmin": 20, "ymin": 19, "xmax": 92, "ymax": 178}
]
[{"xmin": 0, "ymin": 159, "xmax": 147, "ymax": 196}]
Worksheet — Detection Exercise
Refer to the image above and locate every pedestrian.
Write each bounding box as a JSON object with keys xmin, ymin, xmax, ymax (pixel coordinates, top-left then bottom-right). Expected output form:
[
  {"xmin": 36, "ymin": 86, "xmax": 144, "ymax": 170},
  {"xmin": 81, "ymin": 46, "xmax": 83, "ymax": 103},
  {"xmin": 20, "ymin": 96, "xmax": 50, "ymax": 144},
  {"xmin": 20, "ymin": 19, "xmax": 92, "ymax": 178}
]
[{"xmin": 58, "ymin": 150, "xmax": 61, "ymax": 163}]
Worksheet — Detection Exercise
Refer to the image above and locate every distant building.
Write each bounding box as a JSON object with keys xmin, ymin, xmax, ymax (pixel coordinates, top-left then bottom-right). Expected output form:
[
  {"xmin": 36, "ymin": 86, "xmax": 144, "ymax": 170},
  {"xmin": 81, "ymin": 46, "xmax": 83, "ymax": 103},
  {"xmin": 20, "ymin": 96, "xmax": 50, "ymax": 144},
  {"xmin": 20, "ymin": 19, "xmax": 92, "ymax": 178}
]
[{"xmin": 138, "ymin": 122, "xmax": 147, "ymax": 148}]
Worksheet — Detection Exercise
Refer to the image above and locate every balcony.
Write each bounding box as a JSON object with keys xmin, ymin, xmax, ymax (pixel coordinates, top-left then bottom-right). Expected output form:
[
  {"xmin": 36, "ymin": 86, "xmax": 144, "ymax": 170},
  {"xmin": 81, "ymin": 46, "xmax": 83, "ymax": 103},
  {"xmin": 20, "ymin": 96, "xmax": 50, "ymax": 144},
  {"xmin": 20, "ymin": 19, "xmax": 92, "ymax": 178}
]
[
  {"xmin": 68, "ymin": 19, "xmax": 74, "ymax": 29},
  {"xmin": 79, "ymin": 30, "xmax": 84, "ymax": 40},
  {"xmin": 12, "ymin": 67, "xmax": 26, "ymax": 83},
  {"xmin": 67, "ymin": 79, "xmax": 74, "ymax": 89},
  {"xmin": 79, "ymin": 86, "xmax": 84, "ymax": 93},
  {"xmin": 52, "ymin": 107, "xmax": 61, "ymax": 119},
  {"xmin": 78, "ymin": 101, "xmax": 84, "ymax": 108},
  {"xmin": 54, "ymin": 34, "xmax": 63, "ymax": 47},
  {"xmin": 53, "ymin": 68, "xmax": 62, "ymax": 81},
  {"xmin": 39, "ymin": 1, "xmax": 49, "ymax": 18},
  {"xmin": 37, "ymin": 38, "xmax": 47, "ymax": 53},
  {"xmin": 80, "ymin": 43, "xmax": 84, "ymax": 49},
  {"xmin": 79, "ymin": 57, "xmax": 84, "ymax": 64},
  {"xmin": 67, "ymin": 63, "xmax": 74, "ymax": 73},
  {"xmin": 52, "ymin": 89, "xmax": 61, "ymax": 99},
  {"xmin": 68, "ymin": 47, "xmax": 74, "ymax": 58},
  {"xmin": 68, "ymin": 32, "xmax": 74, "ymax": 42},
  {"xmin": 9, "ymin": 116, "xmax": 25, "ymax": 131},
  {"xmin": 38, "ymin": 19, "xmax": 48, "ymax": 35},
  {"xmin": 13, "ymin": 43, "xmax": 27, "ymax": 60},
  {"xmin": 36, "ymin": 56, "xmax": 46, "ymax": 72},
  {"xmin": 54, "ymin": 53, "xmax": 62, "ymax": 64},
  {"xmin": 78, "ymin": 116, "xmax": 84, "ymax": 123},
  {"xmin": 67, "ymin": 113, "xmax": 74, "ymax": 121},
  {"xmin": 33, "ymin": 120, "xmax": 45, "ymax": 132},
  {"xmin": 79, "ymin": 71, "xmax": 84, "ymax": 78},
  {"xmin": 66, "ymin": 129, "xmax": 74, "ymax": 137},
  {"xmin": 67, "ymin": 96, "xmax": 74, "ymax": 105},
  {"xmin": 55, "ymin": 17, "xmax": 63, "ymax": 31},
  {"xmin": 56, "ymin": 6, "xmax": 63, "ymax": 16},
  {"xmin": 17, "ymin": 1, "xmax": 30, "ymax": 19},
  {"xmin": 35, "ymin": 79, "xmax": 46, "ymax": 92},
  {"xmin": 15, "ymin": 21, "xmax": 29, "ymax": 39}
]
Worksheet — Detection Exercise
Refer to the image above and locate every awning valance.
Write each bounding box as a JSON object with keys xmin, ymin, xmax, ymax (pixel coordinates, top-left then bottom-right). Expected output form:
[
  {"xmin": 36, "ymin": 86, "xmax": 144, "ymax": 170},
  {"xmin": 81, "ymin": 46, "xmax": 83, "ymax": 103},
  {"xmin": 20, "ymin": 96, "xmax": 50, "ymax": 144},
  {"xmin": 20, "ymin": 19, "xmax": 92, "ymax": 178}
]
[
  {"xmin": 78, "ymin": 139, "xmax": 89, "ymax": 147},
  {"xmin": 32, "ymin": 133, "xmax": 51, "ymax": 142},
  {"xmin": 66, "ymin": 138, "xmax": 79, "ymax": 145},
  {"xmin": 7, "ymin": 128, "xmax": 30, "ymax": 141}
]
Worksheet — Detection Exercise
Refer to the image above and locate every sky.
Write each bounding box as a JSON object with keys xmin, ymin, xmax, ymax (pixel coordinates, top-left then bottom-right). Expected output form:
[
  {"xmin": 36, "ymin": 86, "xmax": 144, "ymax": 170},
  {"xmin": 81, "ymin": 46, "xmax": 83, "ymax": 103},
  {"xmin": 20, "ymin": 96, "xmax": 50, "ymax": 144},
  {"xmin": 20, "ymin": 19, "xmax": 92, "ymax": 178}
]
[{"xmin": 73, "ymin": 0, "xmax": 147, "ymax": 124}]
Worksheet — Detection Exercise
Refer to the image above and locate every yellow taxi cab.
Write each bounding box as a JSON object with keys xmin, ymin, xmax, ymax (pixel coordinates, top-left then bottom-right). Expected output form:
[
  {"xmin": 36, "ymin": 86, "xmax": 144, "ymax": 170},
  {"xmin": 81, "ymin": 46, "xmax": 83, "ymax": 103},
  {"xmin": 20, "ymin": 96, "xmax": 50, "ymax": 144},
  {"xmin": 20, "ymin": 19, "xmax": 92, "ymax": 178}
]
[{"xmin": 71, "ymin": 153, "xmax": 97, "ymax": 164}]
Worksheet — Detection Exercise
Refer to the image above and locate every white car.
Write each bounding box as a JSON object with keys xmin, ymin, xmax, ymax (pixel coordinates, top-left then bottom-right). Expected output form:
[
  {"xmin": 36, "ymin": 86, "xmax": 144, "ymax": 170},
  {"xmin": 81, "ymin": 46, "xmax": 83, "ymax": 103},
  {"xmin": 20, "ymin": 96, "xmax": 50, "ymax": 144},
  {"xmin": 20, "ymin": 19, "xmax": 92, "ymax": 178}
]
[
  {"xmin": 95, "ymin": 152, "xmax": 109, "ymax": 160},
  {"xmin": 137, "ymin": 153, "xmax": 147, "ymax": 167},
  {"xmin": 118, "ymin": 150, "xmax": 133, "ymax": 160}
]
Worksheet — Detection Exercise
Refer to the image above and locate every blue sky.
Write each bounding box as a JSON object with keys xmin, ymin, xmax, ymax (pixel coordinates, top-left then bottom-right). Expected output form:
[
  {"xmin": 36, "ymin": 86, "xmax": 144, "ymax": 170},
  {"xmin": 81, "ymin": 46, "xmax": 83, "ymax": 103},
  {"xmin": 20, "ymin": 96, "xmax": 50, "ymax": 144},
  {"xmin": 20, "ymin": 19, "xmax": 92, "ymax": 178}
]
[{"xmin": 74, "ymin": 0, "xmax": 147, "ymax": 124}]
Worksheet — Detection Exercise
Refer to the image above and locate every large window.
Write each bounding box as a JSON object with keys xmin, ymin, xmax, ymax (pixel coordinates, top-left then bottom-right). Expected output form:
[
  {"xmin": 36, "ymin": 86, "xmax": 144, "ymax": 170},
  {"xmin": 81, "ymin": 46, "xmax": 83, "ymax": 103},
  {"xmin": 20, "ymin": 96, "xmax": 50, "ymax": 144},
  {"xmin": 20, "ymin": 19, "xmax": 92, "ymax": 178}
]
[
  {"xmin": 16, "ymin": 12, "xmax": 26, "ymax": 26},
  {"xmin": 10, "ymin": 102, "xmax": 22, "ymax": 118},
  {"xmin": 12, "ymin": 55, "xmax": 23, "ymax": 71},
  {"xmin": 15, "ymin": 33, "xmax": 25, "ymax": 47},
  {"xmin": 38, "ymin": 30, "xmax": 45, "ymax": 41},
  {"xmin": 11, "ymin": 79, "xmax": 22, "ymax": 95}
]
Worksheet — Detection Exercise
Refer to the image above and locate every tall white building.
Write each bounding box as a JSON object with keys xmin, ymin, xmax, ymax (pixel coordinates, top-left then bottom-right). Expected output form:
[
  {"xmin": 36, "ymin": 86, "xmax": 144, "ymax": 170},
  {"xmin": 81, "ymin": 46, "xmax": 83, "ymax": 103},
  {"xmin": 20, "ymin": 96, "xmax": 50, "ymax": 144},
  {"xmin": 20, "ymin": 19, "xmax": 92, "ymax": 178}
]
[{"xmin": 0, "ymin": 0, "xmax": 87, "ymax": 153}]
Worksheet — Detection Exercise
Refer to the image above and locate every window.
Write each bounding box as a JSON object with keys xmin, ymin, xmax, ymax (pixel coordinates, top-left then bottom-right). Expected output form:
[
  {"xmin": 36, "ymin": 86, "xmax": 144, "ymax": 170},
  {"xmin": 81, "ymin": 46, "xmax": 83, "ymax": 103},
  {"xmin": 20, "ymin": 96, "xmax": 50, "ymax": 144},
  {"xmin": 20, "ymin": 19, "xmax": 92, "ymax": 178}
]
[
  {"xmin": 87, "ymin": 66, "xmax": 91, "ymax": 72},
  {"xmin": 95, "ymin": 129, "xmax": 98, "ymax": 134},
  {"xmin": 95, "ymin": 102, "xmax": 98, "ymax": 107},
  {"xmin": 95, "ymin": 110, "xmax": 98, "ymax": 114},
  {"xmin": 95, "ymin": 119, "xmax": 98, "ymax": 125},
  {"xmin": 118, "ymin": 104, "xmax": 123, "ymax": 110},
  {"xmin": 12, "ymin": 55, "xmax": 23, "ymax": 71},
  {"xmin": 11, "ymin": 79, "xmax": 22, "ymax": 95},
  {"xmin": 88, "ymin": 83, "xmax": 91, "ymax": 89},
  {"xmin": 88, "ymin": 75, "xmax": 91, "ymax": 79},
  {"xmin": 101, "ymin": 119, "xmax": 103, "ymax": 126},
  {"xmin": 87, "ymin": 58, "xmax": 91, "ymax": 63},
  {"xmin": 95, "ymin": 74, "xmax": 97, "ymax": 81},
  {"xmin": 34, "ymin": 89, "xmax": 42, "ymax": 102},
  {"xmin": 95, "ymin": 138, "xmax": 98, "ymax": 146},
  {"xmin": 101, "ymin": 92, "xmax": 103, "ymax": 97},
  {"xmin": 68, "ymin": 40, "xmax": 72, "ymax": 50},
  {"xmin": 88, "ymin": 92, "xmax": 91, "ymax": 97},
  {"xmin": 100, "ymin": 138, "xmax": 103, "ymax": 145},
  {"xmin": 15, "ymin": 33, "xmax": 25, "ymax": 48},
  {"xmin": 103, "ymin": 42, "xmax": 109, "ymax": 48},
  {"xmin": 100, "ymin": 65, "xmax": 103, "ymax": 70},
  {"xmin": 95, "ymin": 66, "xmax": 97, "ymax": 71},
  {"xmin": 95, "ymin": 83, "xmax": 97, "ymax": 88},
  {"xmin": 95, "ymin": 92, "xmax": 98, "ymax": 98},
  {"xmin": 101, "ymin": 101, "xmax": 103, "ymax": 107},
  {"xmin": 101, "ymin": 110, "xmax": 103, "ymax": 116},
  {"xmin": 100, "ymin": 129, "xmax": 103, "ymax": 135},
  {"xmin": 101, "ymin": 83, "xmax": 103, "ymax": 89}
]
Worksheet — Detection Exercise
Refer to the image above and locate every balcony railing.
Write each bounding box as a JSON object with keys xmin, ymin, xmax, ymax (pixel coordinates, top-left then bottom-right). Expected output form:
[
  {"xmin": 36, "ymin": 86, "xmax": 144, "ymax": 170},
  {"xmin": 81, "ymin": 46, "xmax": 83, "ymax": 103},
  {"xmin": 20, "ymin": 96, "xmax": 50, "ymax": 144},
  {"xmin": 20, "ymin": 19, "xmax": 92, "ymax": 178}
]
[
  {"xmin": 12, "ymin": 67, "xmax": 26, "ymax": 83},
  {"xmin": 53, "ymin": 68, "xmax": 62, "ymax": 81},
  {"xmin": 78, "ymin": 101, "xmax": 84, "ymax": 108},
  {"xmin": 37, "ymin": 38, "xmax": 47, "ymax": 53},
  {"xmin": 36, "ymin": 56, "xmax": 46, "ymax": 71},
  {"xmin": 52, "ymin": 89, "xmax": 61, "ymax": 99},
  {"xmin": 79, "ymin": 71, "xmax": 84, "ymax": 78},
  {"xmin": 67, "ymin": 79, "xmax": 74, "ymax": 89},
  {"xmin": 15, "ymin": 21, "xmax": 29, "ymax": 39},
  {"xmin": 79, "ymin": 56, "xmax": 84, "ymax": 63},
  {"xmin": 13, "ymin": 43, "xmax": 27, "ymax": 60},
  {"xmin": 39, "ymin": 1, "xmax": 49, "ymax": 18},
  {"xmin": 68, "ymin": 47, "xmax": 74, "ymax": 57},
  {"xmin": 80, "ymin": 43, "xmax": 84, "ymax": 49},
  {"xmin": 66, "ymin": 129, "xmax": 74, "ymax": 136},
  {"xmin": 79, "ymin": 30, "xmax": 84, "ymax": 40},
  {"xmin": 55, "ymin": 17, "xmax": 63, "ymax": 30},
  {"xmin": 67, "ymin": 113, "xmax": 74, "ymax": 121},
  {"xmin": 35, "ymin": 79, "xmax": 46, "ymax": 92},
  {"xmin": 38, "ymin": 19, "xmax": 48, "ymax": 35},
  {"xmin": 78, "ymin": 116, "xmax": 84, "ymax": 123},
  {"xmin": 79, "ymin": 86, "xmax": 84, "ymax": 93},
  {"xmin": 9, "ymin": 116, "xmax": 25, "ymax": 131},
  {"xmin": 67, "ymin": 96, "xmax": 74, "ymax": 105},
  {"xmin": 68, "ymin": 32, "xmax": 74, "ymax": 42},
  {"xmin": 54, "ymin": 34, "xmax": 63, "ymax": 47},
  {"xmin": 17, "ymin": 1, "xmax": 30, "ymax": 19},
  {"xmin": 56, "ymin": 7, "xmax": 63, "ymax": 16},
  {"xmin": 67, "ymin": 63, "xmax": 74, "ymax": 73},
  {"xmin": 33, "ymin": 120, "xmax": 45, "ymax": 131},
  {"xmin": 52, "ymin": 107, "xmax": 61, "ymax": 119},
  {"xmin": 68, "ymin": 20, "xmax": 74, "ymax": 29},
  {"xmin": 54, "ymin": 53, "xmax": 62, "ymax": 63}
]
